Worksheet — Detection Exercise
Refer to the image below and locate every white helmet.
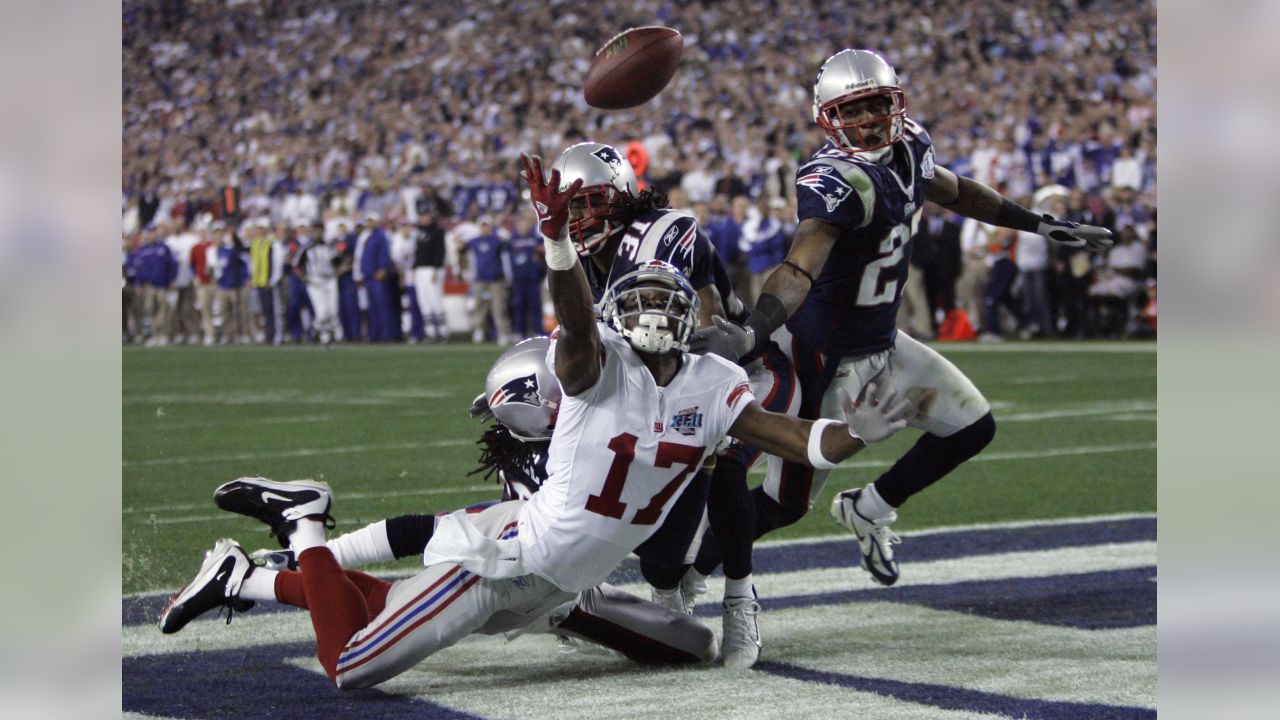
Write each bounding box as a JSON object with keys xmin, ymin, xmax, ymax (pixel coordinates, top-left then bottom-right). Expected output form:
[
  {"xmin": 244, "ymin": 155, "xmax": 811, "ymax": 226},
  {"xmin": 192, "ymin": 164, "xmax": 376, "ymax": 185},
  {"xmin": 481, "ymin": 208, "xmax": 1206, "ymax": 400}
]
[
  {"xmin": 481, "ymin": 337, "xmax": 561, "ymax": 441},
  {"xmin": 812, "ymin": 49, "xmax": 907, "ymax": 162},
  {"xmin": 549, "ymin": 142, "xmax": 638, "ymax": 255},
  {"xmin": 601, "ymin": 260, "xmax": 700, "ymax": 355}
]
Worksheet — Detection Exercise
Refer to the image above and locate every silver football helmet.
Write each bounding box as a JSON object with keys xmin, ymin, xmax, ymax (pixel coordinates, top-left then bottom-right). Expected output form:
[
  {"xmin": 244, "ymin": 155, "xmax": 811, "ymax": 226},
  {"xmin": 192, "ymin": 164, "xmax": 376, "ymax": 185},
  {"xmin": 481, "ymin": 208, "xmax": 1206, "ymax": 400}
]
[
  {"xmin": 601, "ymin": 260, "xmax": 700, "ymax": 355},
  {"xmin": 479, "ymin": 337, "xmax": 561, "ymax": 441},
  {"xmin": 812, "ymin": 49, "xmax": 906, "ymax": 162},
  {"xmin": 549, "ymin": 142, "xmax": 638, "ymax": 255}
]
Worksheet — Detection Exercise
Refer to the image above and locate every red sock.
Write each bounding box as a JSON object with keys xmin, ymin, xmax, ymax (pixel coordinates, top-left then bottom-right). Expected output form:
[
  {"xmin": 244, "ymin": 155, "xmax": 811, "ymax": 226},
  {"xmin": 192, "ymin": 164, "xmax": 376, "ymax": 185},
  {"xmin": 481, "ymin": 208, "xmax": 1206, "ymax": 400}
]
[
  {"xmin": 342, "ymin": 570, "xmax": 392, "ymax": 617},
  {"xmin": 273, "ymin": 569, "xmax": 390, "ymax": 616},
  {"xmin": 297, "ymin": 547, "xmax": 371, "ymax": 682}
]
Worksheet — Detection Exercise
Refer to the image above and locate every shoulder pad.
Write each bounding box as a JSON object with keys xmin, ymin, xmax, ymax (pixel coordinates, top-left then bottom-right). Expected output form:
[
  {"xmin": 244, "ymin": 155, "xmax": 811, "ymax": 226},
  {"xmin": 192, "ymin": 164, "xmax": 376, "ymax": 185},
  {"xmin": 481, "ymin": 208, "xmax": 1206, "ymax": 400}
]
[{"xmin": 796, "ymin": 159, "xmax": 876, "ymax": 224}]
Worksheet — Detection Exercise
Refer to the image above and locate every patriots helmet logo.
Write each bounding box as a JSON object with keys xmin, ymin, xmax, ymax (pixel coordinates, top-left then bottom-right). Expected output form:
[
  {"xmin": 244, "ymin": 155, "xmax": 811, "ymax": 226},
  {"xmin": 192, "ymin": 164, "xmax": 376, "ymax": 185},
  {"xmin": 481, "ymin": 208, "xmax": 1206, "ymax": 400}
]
[
  {"xmin": 797, "ymin": 165, "xmax": 853, "ymax": 213},
  {"xmin": 592, "ymin": 145, "xmax": 624, "ymax": 168},
  {"xmin": 489, "ymin": 373, "xmax": 542, "ymax": 410}
]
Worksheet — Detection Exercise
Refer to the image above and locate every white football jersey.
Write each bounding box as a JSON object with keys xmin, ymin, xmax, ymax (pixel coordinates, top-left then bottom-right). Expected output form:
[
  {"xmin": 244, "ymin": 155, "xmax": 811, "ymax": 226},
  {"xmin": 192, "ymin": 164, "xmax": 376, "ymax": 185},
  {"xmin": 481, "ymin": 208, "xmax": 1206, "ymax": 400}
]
[{"xmin": 518, "ymin": 323, "xmax": 755, "ymax": 592}]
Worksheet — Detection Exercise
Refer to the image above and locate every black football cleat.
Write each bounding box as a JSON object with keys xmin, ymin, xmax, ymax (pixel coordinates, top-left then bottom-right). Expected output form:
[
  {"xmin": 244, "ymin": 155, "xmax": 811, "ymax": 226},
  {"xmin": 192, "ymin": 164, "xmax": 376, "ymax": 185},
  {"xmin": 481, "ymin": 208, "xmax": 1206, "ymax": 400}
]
[
  {"xmin": 159, "ymin": 538, "xmax": 256, "ymax": 634},
  {"xmin": 214, "ymin": 477, "xmax": 334, "ymax": 548}
]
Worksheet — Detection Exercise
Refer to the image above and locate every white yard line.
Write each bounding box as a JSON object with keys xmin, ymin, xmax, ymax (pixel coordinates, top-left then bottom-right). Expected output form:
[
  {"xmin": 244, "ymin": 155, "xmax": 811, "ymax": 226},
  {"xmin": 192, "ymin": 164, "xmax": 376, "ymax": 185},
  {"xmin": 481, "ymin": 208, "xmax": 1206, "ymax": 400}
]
[
  {"xmin": 124, "ymin": 539, "xmax": 1154, "ymax": 656},
  {"xmin": 124, "ymin": 483, "xmax": 497, "ymax": 516},
  {"xmin": 125, "ymin": 512, "xmax": 1155, "ymax": 599},
  {"xmin": 122, "ymin": 438, "xmax": 473, "ymax": 467},
  {"xmin": 928, "ymin": 341, "xmax": 1155, "ymax": 353},
  {"xmin": 749, "ymin": 441, "xmax": 1156, "ymax": 474}
]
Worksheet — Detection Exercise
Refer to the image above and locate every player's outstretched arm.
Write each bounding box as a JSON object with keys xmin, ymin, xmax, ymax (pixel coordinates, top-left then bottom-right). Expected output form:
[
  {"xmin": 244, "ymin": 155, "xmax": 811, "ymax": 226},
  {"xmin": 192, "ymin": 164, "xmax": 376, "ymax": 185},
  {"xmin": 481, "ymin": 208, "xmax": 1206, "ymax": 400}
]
[
  {"xmin": 519, "ymin": 153, "xmax": 598, "ymax": 396},
  {"xmin": 689, "ymin": 218, "xmax": 839, "ymax": 361},
  {"xmin": 927, "ymin": 165, "xmax": 1113, "ymax": 251},
  {"xmin": 728, "ymin": 382, "xmax": 910, "ymax": 467}
]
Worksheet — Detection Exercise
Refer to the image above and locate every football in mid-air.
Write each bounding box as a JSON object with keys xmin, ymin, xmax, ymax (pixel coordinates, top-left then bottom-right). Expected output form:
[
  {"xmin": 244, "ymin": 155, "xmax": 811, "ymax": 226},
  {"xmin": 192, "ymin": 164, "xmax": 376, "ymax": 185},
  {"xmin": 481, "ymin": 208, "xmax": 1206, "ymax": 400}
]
[{"xmin": 583, "ymin": 26, "xmax": 683, "ymax": 110}]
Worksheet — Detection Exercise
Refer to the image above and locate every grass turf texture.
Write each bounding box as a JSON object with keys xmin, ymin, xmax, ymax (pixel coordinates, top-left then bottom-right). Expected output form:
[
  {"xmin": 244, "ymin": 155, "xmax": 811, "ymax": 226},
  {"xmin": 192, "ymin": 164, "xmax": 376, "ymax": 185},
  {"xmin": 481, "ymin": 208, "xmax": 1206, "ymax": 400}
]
[{"xmin": 123, "ymin": 342, "xmax": 1154, "ymax": 595}]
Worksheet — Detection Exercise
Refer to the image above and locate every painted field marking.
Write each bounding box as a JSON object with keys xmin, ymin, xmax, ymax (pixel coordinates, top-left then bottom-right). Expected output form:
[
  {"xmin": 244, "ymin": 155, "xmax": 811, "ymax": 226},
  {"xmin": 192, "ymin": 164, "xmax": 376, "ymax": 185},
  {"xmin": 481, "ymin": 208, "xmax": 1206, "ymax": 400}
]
[
  {"xmin": 124, "ymin": 539, "xmax": 1153, "ymax": 645},
  {"xmin": 929, "ymin": 342, "xmax": 1154, "ymax": 354},
  {"xmin": 122, "ymin": 438, "xmax": 473, "ymax": 468},
  {"xmin": 748, "ymin": 441, "xmax": 1156, "ymax": 475}
]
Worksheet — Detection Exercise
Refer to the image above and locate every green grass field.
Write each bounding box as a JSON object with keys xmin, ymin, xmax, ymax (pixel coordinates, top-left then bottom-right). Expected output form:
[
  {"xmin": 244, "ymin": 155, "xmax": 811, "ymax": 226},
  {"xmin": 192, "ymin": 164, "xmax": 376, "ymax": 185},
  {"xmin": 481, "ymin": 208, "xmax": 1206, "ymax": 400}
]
[{"xmin": 122, "ymin": 341, "xmax": 1155, "ymax": 595}]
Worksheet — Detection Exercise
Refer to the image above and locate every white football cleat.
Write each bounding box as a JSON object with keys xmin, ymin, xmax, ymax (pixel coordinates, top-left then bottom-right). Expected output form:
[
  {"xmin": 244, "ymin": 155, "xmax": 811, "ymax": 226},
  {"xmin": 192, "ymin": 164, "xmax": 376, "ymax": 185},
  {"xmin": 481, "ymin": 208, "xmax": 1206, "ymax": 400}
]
[
  {"xmin": 831, "ymin": 489, "xmax": 901, "ymax": 586},
  {"xmin": 721, "ymin": 594, "xmax": 762, "ymax": 670},
  {"xmin": 159, "ymin": 538, "xmax": 255, "ymax": 634},
  {"xmin": 650, "ymin": 585, "xmax": 691, "ymax": 616}
]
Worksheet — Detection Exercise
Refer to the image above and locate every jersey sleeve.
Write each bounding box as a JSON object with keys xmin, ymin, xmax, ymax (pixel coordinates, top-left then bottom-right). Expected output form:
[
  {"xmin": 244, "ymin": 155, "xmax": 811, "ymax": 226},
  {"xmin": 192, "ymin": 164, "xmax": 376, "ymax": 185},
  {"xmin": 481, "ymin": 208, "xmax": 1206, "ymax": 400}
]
[
  {"xmin": 795, "ymin": 162, "xmax": 871, "ymax": 229},
  {"xmin": 704, "ymin": 355, "xmax": 754, "ymax": 437}
]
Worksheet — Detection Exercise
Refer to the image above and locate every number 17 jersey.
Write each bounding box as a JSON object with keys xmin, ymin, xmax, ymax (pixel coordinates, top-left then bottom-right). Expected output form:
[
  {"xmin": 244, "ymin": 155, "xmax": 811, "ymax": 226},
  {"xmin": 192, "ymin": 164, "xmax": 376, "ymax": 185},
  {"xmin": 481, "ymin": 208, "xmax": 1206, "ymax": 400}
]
[
  {"xmin": 790, "ymin": 119, "xmax": 935, "ymax": 357},
  {"xmin": 517, "ymin": 324, "xmax": 755, "ymax": 592}
]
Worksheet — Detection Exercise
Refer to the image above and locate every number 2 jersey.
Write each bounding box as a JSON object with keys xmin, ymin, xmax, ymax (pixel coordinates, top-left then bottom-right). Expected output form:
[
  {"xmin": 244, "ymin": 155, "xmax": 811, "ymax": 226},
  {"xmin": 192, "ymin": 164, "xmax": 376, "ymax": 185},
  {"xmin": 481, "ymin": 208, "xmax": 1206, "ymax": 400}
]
[
  {"xmin": 790, "ymin": 119, "xmax": 936, "ymax": 357},
  {"xmin": 517, "ymin": 324, "xmax": 755, "ymax": 592}
]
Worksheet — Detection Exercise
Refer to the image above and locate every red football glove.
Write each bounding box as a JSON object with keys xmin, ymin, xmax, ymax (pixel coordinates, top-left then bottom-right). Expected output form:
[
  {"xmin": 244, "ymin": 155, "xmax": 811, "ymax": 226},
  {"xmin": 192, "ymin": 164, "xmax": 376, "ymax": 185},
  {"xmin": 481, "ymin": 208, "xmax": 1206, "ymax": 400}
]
[{"xmin": 520, "ymin": 153, "xmax": 583, "ymax": 242}]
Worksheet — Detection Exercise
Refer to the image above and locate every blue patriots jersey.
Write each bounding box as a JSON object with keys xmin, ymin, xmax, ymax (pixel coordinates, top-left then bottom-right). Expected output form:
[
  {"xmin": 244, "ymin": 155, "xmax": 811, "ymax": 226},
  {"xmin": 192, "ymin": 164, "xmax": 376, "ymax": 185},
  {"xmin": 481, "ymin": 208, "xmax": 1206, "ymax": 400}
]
[
  {"xmin": 790, "ymin": 118, "xmax": 936, "ymax": 356},
  {"xmin": 583, "ymin": 207, "xmax": 720, "ymax": 305}
]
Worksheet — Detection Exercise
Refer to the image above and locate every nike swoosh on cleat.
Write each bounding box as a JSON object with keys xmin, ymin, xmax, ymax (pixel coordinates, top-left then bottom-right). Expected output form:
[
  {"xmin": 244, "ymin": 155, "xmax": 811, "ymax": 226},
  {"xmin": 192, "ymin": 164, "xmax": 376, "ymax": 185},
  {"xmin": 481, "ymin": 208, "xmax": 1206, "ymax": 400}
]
[{"xmin": 260, "ymin": 491, "xmax": 297, "ymax": 503}]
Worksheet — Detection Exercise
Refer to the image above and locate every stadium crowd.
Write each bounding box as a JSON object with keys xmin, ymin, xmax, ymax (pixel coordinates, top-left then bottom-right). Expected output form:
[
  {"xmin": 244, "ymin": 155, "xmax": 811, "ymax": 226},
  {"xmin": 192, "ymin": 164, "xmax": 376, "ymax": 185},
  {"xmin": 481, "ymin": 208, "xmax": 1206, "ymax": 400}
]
[{"xmin": 123, "ymin": 0, "xmax": 1156, "ymax": 346}]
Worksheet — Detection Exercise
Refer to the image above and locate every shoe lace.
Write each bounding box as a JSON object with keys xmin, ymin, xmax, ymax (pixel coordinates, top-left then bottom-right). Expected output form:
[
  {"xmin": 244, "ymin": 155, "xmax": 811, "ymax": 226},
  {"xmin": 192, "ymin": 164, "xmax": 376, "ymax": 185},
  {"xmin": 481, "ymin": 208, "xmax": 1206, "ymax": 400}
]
[
  {"xmin": 869, "ymin": 522, "xmax": 902, "ymax": 560},
  {"xmin": 723, "ymin": 601, "xmax": 761, "ymax": 648}
]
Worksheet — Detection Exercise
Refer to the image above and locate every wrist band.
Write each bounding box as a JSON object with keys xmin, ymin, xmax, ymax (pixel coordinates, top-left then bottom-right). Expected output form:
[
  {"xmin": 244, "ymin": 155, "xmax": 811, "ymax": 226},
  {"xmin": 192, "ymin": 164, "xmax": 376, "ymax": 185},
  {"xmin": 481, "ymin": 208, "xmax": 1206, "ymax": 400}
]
[
  {"xmin": 806, "ymin": 418, "xmax": 841, "ymax": 470},
  {"xmin": 543, "ymin": 235, "xmax": 577, "ymax": 271}
]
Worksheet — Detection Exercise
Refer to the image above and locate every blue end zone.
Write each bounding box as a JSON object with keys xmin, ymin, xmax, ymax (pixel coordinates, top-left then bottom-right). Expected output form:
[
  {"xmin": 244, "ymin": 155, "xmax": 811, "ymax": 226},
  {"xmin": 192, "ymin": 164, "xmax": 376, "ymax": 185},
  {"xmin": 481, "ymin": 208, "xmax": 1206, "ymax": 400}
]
[
  {"xmin": 124, "ymin": 642, "xmax": 485, "ymax": 720},
  {"xmin": 124, "ymin": 517, "xmax": 1155, "ymax": 628}
]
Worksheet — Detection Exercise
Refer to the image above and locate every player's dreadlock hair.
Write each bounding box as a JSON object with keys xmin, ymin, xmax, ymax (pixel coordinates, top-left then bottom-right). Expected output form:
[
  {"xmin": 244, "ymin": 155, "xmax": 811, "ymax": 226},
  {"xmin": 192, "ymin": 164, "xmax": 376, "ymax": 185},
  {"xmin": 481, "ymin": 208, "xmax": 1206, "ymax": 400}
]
[
  {"xmin": 468, "ymin": 423, "xmax": 549, "ymax": 482},
  {"xmin": 613, "ymin": 187, "xmax": 669, "ymax": 220}
]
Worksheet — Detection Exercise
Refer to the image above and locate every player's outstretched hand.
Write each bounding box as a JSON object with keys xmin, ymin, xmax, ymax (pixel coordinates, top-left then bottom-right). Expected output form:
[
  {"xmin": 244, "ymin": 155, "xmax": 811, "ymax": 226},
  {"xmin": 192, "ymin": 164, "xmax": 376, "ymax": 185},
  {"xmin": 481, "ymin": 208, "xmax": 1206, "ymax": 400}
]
[
  {"xmin": 520, "ymin": 153, "xmax": 582, "ymax": 242},
  {"xmin": 688, "ymin": 315, "xmax": 754, "ymax": 361},
  {"xmin": 839, "ymin": 383, "xmax": 910, "ymax": 444},
  {"xmin": 1036, "ymin": 214, "xmax": 1113, "ymax": 252}
]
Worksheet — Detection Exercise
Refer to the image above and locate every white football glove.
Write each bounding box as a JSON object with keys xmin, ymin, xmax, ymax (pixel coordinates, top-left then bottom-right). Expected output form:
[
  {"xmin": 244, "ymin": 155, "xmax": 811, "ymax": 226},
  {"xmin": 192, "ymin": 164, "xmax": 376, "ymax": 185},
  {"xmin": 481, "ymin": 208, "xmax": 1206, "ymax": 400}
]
[
  {"xmin": 838, "ymin": 382, "xmax": 911, "ymax": 444},
  {"xmin": 1036, "ymin": 214, "xmax": 1113, "ymax": 252}
]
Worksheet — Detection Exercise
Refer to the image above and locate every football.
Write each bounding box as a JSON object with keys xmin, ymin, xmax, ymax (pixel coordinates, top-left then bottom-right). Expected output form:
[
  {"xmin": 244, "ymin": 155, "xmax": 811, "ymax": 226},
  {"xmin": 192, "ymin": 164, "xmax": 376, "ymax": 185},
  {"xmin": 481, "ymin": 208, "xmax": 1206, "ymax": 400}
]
[{"xmin": 583, "ymin": 26, "xmax": 683, "ymax": 110}]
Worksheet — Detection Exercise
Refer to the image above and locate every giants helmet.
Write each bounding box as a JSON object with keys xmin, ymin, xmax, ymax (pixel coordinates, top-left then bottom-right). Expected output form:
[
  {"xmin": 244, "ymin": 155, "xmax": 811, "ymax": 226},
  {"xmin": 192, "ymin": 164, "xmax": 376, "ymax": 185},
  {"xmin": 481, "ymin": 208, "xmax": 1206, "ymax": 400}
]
[
  {"xmin": 601, "ymin": 260, "xmax": 700, "ymax": 355},
  {"xmin": 549, "ymin": 142, "xmax": 638, "ymax": 255},
  {"xmin": 479, "ymin": 337, "xmax": 561, "ymax": 441},
  {"xmin": 812, "ymin": 49, "xmax": 907, "ymax": 161}
]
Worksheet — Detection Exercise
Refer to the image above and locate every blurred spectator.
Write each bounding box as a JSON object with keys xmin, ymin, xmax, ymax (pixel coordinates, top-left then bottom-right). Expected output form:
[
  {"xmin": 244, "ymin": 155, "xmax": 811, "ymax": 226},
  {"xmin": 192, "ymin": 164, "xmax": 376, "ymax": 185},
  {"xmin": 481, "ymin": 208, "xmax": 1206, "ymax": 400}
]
[
  {"xmin": 190, "ymin": 225, "xmax": 218, "ymax": 345},
  {"xmin": 334, "ymin": 221, "xmax": 361, "ymax": 342},
  {"xmin": 358, "ymin": 214, "xmax": 400, "ymax": 342},
  {"xmin": 296, "ymin": 223, "xmax": 341, "ymax": 346},
  {"xmin": 211, "ymin": 224, "xmax": 250, "ymax": 344},
  {"xmin": 122, "ymin": 235, "xmax": 143, "ymax": 343},
  {"xmin": 915, "ymin": 205, "xmax": 964, "ymax": 331},
  {"xmin": 463, "ymin": 216, "xmax": 513, "ymax": 345},
  {"xmin": 282, "ymin": 223, "xmax": 315, "ymax": 343},
  {"xmin": 739, "ymin": 196, "xmax": 787, "ymax": 305},
  {"xmin": 1088, "ymin": 223, "xmax": 1149, "ymax": 338},
  {"xmin": 134, "ymin": 227, "xmax": 177, "ymax": 346},
  {"xmin": 164, "ymin": 221, "xmax": 201, "ymax": 344},
  {"xmin": 390, "ymin": 217, "xmax": 425, "ymax": 343},
  {"xmin": 957, "ymin": 219, "xmax": 992, "ymax": 332},
  {"xmin": 980, "ymin": 227, "xmax": 1028, "ymax": 341},
  {"xmin": 247, "ymin": 218, "xmax": 284, "ymax": 345},
  {"xmin": 508, "ymin": 216, "xmax": 545, "ymax": 340},
  {"xmin": 412, "ymin": 211, "xmax": 449, "ymax": 342}
]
